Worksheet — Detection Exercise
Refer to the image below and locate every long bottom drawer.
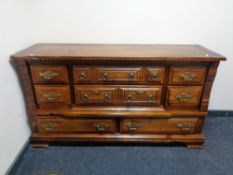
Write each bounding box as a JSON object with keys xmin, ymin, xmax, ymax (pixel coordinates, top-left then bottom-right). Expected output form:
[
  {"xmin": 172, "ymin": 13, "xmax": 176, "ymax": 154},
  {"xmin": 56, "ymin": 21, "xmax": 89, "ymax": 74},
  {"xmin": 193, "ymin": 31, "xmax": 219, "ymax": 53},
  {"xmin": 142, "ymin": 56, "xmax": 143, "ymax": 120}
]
[
  {"xmin": 121, "ymin": 118, "xmax": 202, "ymax": 134},
  {"xmin": 36, "ymin": 117, "xmax": 116, "ymax": 133}
]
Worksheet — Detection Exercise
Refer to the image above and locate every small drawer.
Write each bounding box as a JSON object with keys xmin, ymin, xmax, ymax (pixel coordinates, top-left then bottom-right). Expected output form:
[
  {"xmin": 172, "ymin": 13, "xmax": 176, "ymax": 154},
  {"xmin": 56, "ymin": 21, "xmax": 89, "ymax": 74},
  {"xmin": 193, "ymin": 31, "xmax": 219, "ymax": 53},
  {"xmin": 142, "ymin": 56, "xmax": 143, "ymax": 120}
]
[
  {"xmin": 167, "ymin": 86, "xmax": 202, "ymax": 106},
  {"xmin": 35, "ymin": 85, "xmax": 71, "ymax": 104},
  {"xmin": 96, "ymin": 67, "xmax": 142, "ymax": 82},
  {"xmin": 119, "ymin": 86, "xmax": 162, "ymax": 105},
  {"xmin": 36, "ymin": 117, "xmax": 116, "ymax": 133},
  {"xmin": 30, "ymin": 65, "xmax": 68, "ymax": 84},
  {"xmin": 75, "ymin": 85, "xmax": 118, "ymax": 105},
  {"xmin": 73, "ymin": 66, "xmax": 93, "ymax": 83},
  {"xmin": 169, "ymin": 67, "xmax": 207, "ymax": 85},
  {"xmin": 147, "ymin": 67, "xmax": 165, "ymax": 84},
  {"xmin": 121, "ymin": 118, "xmax": 199, "ymax": 134}
]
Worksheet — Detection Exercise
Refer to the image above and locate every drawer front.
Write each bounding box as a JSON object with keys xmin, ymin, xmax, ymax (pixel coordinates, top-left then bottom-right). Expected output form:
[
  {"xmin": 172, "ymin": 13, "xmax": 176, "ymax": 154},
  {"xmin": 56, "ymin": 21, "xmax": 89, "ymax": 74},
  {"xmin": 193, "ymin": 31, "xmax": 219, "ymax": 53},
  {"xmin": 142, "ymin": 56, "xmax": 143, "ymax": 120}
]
[
  {"xmin": 73, "ymin": 66, "xmax": 93, "ymax": 83},
  {"xmin": 30, "ymin": 65, "xmax": 68, "ymax": 84},
  {"xmin": 169, "ymin": 67, "xmax": 207, "ymax": 85},
  {"xmin": 96, "ymin": 67, "xmax": 142, "ymax": 82},
  {"xmin": 167, "ymin": 86, "xmax": 202, "ymax": 106},
  {"xmin": 37, "ymin": 117, "xmax": 116, "ymax": 133},
  {"xmin": 75, "ymin": 86, "xmax": 118, "ymax": 105},
  {"xmin": 147, "ymin": 67, "xmax": 165, "ymax": 84},
  {"xmin": 121, "ymin": 118, "xmax": 199, "ymax": 134},
  {"xmin": 35, "ymin": 85, "xmax": 71, "ymax": 104},
  {"xmin": 120, "ymin": 86, "xmax": 162, "ymax": 105}
]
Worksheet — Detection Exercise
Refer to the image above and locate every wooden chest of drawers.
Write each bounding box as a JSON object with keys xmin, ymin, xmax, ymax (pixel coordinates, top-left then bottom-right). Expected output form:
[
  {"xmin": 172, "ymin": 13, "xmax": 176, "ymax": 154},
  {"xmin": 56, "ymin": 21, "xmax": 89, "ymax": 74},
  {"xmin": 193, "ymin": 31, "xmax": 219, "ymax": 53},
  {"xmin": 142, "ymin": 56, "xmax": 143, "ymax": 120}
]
[{"xmin": 11, "ymin": 44, "xmax": 225, "ymax": 148}]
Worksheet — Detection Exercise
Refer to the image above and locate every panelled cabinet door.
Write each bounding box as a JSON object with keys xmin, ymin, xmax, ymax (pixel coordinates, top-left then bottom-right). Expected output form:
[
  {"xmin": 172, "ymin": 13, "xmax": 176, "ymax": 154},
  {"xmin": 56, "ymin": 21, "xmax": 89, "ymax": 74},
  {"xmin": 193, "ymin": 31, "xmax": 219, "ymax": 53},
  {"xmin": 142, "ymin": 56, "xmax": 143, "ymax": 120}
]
[
  {"xmin": 75, "ymin": 85, "xmax": 118, "ymax": 105},
  {"xmin": 119, "ymin": 86, "xmax": 162, "ymax": 105}
]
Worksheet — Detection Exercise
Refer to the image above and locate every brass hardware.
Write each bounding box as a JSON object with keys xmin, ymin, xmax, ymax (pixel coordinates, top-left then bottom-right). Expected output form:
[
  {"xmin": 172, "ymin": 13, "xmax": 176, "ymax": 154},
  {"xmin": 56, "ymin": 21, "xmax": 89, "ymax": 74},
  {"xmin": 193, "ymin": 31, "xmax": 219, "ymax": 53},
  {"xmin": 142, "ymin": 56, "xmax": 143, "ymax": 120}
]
[
  {"xmin": 94, "ymin": 123, "xmax": 109, "ymax": 131},
  {"xmin": 104, "ymin": 94, "xmax": 110, "ymax": 102},
  {"xmin": 103, "ymin": 72, "xmax": 108, "ymax": 80},
  {"xmin": 43, "ymin": 92, "xmax": 61, "ymax": 101},
  {"xmin": 150, "ymin": 72, "xmax": 159, "ymax": 79},
  {"xmin": 176, "ymin": 93, "xmax": 193, "ymax": 102},
  {"xmin": 179, "ymin": 72, "xmax": 197, "ymax": 81},
  {"xmin": 178, "ymin": 123, "xmax": 193, "ymax": 131},
  {"xmin": 127, "ymin": 122, "xmax": 141, "ymax": 131},
  {"xmin": 80, "ymin": 72, "xmax": 86, "ymax": 80},
  {"xmin": 82, "ymin": 94, "xmax": 88, "ymax": 101},
  {"xmin": 128, "ymin": 72, "xmax": 135, "ymax": 79},
  {"xmin": 39, "ymin": 71, "xmax": 58, "ymax": 80},
  {"xmin": 148, "ymin": 94, "xmax": 154, "ymax": 102},
  {"xmin": 42, "ymin": 123, "xmax": 58, "ymax": 131},
  {"xmin": 127, "ymin": 94, "xmax": 133, "ymax": 101}
]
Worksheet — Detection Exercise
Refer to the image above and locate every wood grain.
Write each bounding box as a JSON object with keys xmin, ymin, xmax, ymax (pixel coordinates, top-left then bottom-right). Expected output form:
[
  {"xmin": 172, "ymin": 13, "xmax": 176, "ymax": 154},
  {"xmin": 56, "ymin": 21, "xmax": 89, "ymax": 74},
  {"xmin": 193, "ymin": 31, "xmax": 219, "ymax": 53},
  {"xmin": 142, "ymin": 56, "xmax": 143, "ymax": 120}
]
[{"xmin": 11, "ymin": 44, "xmax": 225, "ymax": 148}]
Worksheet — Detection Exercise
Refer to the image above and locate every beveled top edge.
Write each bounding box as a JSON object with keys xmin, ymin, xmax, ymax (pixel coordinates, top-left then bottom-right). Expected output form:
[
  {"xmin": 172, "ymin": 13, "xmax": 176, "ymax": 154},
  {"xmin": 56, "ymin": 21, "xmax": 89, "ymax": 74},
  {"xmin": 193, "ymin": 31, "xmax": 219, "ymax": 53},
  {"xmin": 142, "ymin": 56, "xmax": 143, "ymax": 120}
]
[{"xmin": 11, "ymin": 43, "xmax": 226, "ymax": 61}]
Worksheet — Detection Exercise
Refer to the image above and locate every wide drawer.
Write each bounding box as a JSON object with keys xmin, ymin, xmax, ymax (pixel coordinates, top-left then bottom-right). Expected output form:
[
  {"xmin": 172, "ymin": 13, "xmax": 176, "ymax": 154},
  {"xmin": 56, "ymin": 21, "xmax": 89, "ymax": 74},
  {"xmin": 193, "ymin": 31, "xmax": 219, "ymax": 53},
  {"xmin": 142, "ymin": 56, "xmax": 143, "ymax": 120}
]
[
  {"xmin": 96, "ymin": 67, "xmax": 142, "ymax": 82},
  {"xmin": 35, "ymin": 85, "xmax": 71, "ymax": 104},
  {"xmin": 169, "ymin": 67, "xmax": 207, "ymax": 85},
  {"xmin": 167, "ymin": 86, "xmax": 202, "ymax": 107},
  {"xmin": 75, "ymin": 85, "xmax": 118, "ymax": 105},
  {"xmin": 36, "ymin": 117, "xmax": 116, "ymax": 133},
  {"xmin": 30, "ymin": 65, "xmax": 68, "ymax": 84},
  {"xmin": 121, "ymin": 118, "xmax": 199, "ymax": 134},
  {"xmin": 119, "ymin": 86, "xmax": 162, "ymax": 105}
]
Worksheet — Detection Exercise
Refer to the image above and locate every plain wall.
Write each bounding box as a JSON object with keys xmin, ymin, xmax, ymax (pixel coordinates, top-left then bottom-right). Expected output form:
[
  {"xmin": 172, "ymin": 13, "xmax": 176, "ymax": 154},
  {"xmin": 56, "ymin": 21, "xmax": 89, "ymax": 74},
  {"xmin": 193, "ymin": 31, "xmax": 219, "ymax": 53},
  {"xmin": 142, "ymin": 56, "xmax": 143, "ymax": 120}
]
[
  {"xmin": 0, "ymin": 0, "xmax": 232, "ymax": 174},
  {"xmin": 0, "ymin": 1, "xmax": 34, "ymax": 174}
]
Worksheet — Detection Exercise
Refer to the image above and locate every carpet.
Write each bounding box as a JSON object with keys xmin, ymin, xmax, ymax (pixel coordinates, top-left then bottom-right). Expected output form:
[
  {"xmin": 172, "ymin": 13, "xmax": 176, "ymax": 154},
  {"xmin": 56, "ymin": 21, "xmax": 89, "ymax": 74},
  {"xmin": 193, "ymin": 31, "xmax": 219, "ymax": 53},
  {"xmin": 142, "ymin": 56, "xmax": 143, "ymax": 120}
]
[{"xmin": 13, "ymin": 116, "xmax": 233, "ymax": 175}]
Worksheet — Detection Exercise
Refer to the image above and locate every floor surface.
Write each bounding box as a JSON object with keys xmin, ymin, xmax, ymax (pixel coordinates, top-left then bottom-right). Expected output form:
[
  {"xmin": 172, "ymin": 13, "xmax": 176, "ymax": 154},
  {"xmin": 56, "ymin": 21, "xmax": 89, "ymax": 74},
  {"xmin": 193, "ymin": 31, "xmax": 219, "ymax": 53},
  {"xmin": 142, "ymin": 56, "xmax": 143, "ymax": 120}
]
[{"xmin": 13, "ymin": 116, "xmax": 233, "ymax": 175}]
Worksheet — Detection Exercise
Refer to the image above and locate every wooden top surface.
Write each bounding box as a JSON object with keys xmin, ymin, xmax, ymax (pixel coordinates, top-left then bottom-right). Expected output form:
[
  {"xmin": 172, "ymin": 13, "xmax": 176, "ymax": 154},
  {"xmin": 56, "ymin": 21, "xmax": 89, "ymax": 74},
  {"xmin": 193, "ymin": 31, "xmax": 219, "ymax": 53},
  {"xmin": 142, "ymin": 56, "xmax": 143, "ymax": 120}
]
[{"xmin": 12, "ymin": 44, "xmax": 226, "ymax": 61}]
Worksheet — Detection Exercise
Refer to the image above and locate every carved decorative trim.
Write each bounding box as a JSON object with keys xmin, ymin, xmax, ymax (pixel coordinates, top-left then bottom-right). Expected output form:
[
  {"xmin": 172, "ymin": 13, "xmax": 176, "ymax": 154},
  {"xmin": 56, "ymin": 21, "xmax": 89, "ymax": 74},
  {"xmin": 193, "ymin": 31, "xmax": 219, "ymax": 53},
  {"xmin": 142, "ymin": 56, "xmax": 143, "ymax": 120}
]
[{"xmin": 27, "ymin": 57, "xmax": 210, "ymax": 66}]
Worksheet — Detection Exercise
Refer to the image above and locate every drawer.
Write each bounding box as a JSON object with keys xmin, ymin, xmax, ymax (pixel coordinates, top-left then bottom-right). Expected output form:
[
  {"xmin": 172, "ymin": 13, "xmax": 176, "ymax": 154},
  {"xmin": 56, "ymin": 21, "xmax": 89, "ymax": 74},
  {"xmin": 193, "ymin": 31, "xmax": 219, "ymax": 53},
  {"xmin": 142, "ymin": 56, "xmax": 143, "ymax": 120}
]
[
  {"xmin": 36, "ymin": 117, "xmax": 116, "ymax": 133},
  {"xmin": 167, "ymin": 86, "xmax": 202, "ymax": 106},
  {"xmin": 96, "ymin": 67, "xmax": 142, "ymax": 82},
  {"xmin": 147, "ymin": 67, "xmax": 165, "ymax": 84},
  {"xmin": 169, "ymin": 67, "xmax": 207, "ymax": 85},
  {"xmin": 75, "ymin": 85, "xmax": 118, "ymax": 105},
  {"xmin": 35, "ymin": 85, "xmax": 71, "ymax": 104},
  {"xmin": 119, "ymin": 86, "xmax": 162, "ymax": 105},
  {"xmin": 121, "ymin": 118, "xmax": 199, "ymax": 134},
  {"xmin": 30, "ymin": 65, "xmax": 68, "ymax": 84},
  {"xmin": 73, "ymin": 66, "xmax": 93, "ymax": 83}
]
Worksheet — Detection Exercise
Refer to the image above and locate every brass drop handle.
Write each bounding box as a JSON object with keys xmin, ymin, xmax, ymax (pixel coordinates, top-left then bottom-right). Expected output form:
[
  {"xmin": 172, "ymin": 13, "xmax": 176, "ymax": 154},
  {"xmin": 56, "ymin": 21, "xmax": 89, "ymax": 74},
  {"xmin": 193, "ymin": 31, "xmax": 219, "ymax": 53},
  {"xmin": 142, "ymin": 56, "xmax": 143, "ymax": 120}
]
[
  {"xmin": 80, "ymin": 72, "xmax": 86, "ymax": 80},
  {"xmin": 150, "ymin": 72, "xmax": 158, "ymax": 79},
  {"xmin": 82, "ymin": 94, "xmax": 88, "ymax": 101},
  {"xmin": 128, "ymin": 72, "xmax": 135, "ymax": 79},
  {"xmin": 94, "ymin": 123, "xmax": 109, "ymax": 131},
  {"xmin": 179, "ymin": 72, "xmax": 197, "ymax": 81},
  {"xmin": 127, "ymin": 122, "xmax": 141, "ymax": 131},
  {"xmin": 178, "ymin": 123, "xmax": 193, "ymax": 131},
  {"xmin": 127, "ymin": 94, "xmax": 133, "ymax": 101},
  {"xmin": 43, "ymin": 92, "xmax": 61, "ymax": 101},
  {"xmin": 176, "ymin": 93, "xmax": 193, "ymax": 102},
  {"xmin": 39, "ymin": 71, "xmax": 58, "ymax": 80},
  {"xmin": 103, "ymin": 72, "xmax": 108, "ymax": 80},
  {"xmin": 42, "ymin": 123, "xmax": 58, "ymax": 131},
  {"xmin": 104, "ymin": 94, "xmax": 110, "ymax": 102},
  {"xmin": 148, "ymin": 94, "xmax": 154, "ymax": 102}
]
